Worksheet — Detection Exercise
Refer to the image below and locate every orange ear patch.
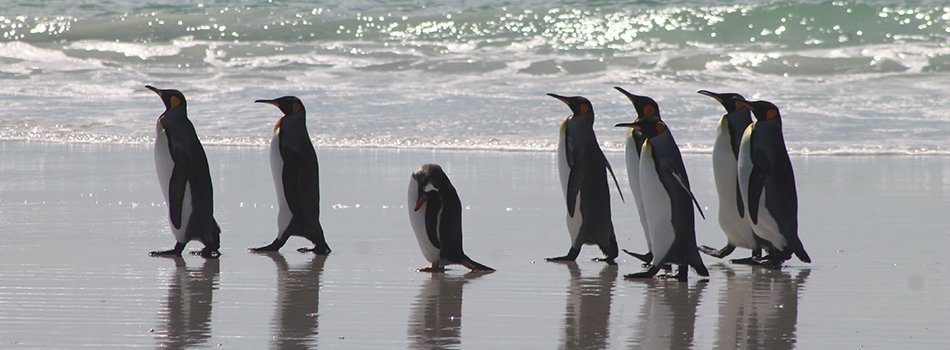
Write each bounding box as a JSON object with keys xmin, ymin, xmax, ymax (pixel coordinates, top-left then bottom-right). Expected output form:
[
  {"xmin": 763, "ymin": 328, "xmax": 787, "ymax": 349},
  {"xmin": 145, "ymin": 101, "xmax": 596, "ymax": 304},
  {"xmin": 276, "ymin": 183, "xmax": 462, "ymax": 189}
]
[
  {"xmin": 293, "ymin": 102, "xmax": 302, "ymax": 114},
  {"xmin": 170, "ymin": 96, "xmax": 180, "ymax": 109},
  {"xmin": 766, "ymin": 109, "xmax": 778, "ymax": 120},
  {"xmin": 579, "ymin": 103, "xmax": 589, "ymax": 115},
  {"xmin": 656, "ymin": 121, "xmax": 667, "ymax": 134},
  {"xmin": 734, "ymin": 101, "xmax": 744, "ymax": 111},
  {"xmin": 643, "ymin": 105, "xmax": 655, "ymax": 117}
]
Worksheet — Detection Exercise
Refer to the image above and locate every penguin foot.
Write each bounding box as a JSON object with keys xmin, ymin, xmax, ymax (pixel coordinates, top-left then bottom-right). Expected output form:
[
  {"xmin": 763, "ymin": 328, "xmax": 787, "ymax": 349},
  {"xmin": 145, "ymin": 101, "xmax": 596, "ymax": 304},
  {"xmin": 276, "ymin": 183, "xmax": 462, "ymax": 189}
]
[
  {"xmin": 699, "ymin": 245, "xmax": 734, "ymax": 259},
  {"xmin": 622, "ymin": 249, "xmax": 653, "ymax": 264},
  {"xmin": 417, "ymin": 266, "xmax": 446, "ymax": 273},
  {"xmin": 149, "ymin": 249, "xmax": 182, "ymax": 257},
  {"xmin": 730, "ymin": 257, "xmax": 760, "ymax": 265},
  {"xmin": 249, "ymin": 244, "xmax": 281, "ymax": 252},
  {"xmin": 624, "ymin": 271, "xmax": 657, "ymax": 280},
  {"xmin": 189, "ymin": 248, "xmax": 221, "ymax": 259},
  {"xmin": 297, "ymin": 246, "xmax": 331, "ymax": 255},
  {"xmin": 592, "ymin": 257, "xmax": 617, "ymax": 265},
  {"xmin": 545, "ymin": 256, "xmax": 575, "ymax": 262}
]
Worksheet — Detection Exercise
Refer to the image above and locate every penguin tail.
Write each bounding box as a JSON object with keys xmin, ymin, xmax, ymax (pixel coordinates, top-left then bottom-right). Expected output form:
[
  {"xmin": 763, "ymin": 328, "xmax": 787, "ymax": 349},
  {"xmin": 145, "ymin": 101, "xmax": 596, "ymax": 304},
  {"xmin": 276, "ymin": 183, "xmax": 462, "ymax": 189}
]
[
  {"xmin": 692, "ymin": 263, "xmax": 710, "ymax": 277},
  {"xmin": 460, "ymin": 257, "xmax": 495, "ymax": 272},
  {"xmin": 794, "ymin": 245, "xmax": 811, "ymax": 263}
]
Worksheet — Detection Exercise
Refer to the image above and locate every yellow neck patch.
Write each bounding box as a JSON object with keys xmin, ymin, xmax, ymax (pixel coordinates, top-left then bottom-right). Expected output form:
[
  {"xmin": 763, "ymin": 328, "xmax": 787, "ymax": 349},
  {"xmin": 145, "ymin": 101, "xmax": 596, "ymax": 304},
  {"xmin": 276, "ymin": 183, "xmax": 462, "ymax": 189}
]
[
  {"xmin": 274, "ymin": 117, "xmax": 283, "ymax": 131},
  {"xmin": 170, "ymin": 96, "xmax": 180, "ymax": 109}
]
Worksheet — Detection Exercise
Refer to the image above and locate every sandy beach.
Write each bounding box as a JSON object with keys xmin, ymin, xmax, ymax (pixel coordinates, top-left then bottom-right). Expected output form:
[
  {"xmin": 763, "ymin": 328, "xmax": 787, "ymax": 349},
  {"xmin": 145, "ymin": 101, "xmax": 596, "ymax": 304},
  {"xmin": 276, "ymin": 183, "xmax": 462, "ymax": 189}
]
[{"xmin": 0, "ymin": 141, "xmax": 947, "ymax": 349}]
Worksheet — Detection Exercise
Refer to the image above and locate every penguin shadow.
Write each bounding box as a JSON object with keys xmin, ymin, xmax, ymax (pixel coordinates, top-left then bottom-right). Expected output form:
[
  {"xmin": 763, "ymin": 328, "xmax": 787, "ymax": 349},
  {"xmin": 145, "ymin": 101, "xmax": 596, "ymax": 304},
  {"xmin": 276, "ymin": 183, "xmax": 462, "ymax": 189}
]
[
  {"xmin": 261, "ymin": 252, "xmax": 327, "ymax": 350},
  {"xmin": 626, "ymin": 277, "xmax": 707, "ymax": 350},
  {"xmin": 710, "ymin": 264, "xmax": 811, "ymax": 350},
  {"xmin": 153, "ymin": 257, "xmax": 219, "ymax": 350},
  {"xmin": 560, "ymin": 262, "xmax": 618, "ymax": 350},
  {"xmin": 407, "ymin": 272, "xmax": 487, "ymax": 350}
]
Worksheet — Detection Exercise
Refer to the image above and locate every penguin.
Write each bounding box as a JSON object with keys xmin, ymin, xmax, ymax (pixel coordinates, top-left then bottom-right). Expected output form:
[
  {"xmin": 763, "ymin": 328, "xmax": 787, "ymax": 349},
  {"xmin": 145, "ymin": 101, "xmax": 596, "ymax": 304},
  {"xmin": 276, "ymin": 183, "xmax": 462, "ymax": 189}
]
[
  {"xmin": 697, "ymin": 90, "xmax": 765, "ymax": 264},
  {"xmin": 616, "ymin": 114, "xmax": 708, "ymax": 281},
  {"xmin": 613, "ymin": 87, "xmax": 660, "ymax": 265},
  {"xmin": 546, "ymin": 94, "xmax": 623, "ymax": 263},
  {"xmin": 408, "ymin": 164, "xmax": 494, "ymax": 272},
  {"xmin": 147, "ymin": 85, "xmax": 221, "ymax": 258},
  {"xmin": 249, "ymin": 96, "xmax": 330, "ymax": 254},
  {"xmin": 736, "ymin": 100, "xmax": 811, "ymax": 267}
]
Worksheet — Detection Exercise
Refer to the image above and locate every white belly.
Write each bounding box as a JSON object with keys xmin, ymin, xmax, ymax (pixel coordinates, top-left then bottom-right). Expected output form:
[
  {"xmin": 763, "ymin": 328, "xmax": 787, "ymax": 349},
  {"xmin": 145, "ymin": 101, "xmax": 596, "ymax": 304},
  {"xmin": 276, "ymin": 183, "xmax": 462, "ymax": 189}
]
[
  {"xmin": 154, "ymin": 120, "xmax": 191, "ymax": 243},
  {"xmin": 749, "ymin": 191, "xmax": 786, "ymax": 250},
  {"xmin": 408, "ymin": 178, "xmax": 441, "ymax": 264},
  {"xmin": 625, "ymin": 130, "xmax": 651, "ymax": 250},
  {"xmin": 713, "ymin": 116, "xmax": 757, "ymax": 249},
  {"xmin": 639, "ymin": 141, "xmax": 674, "ymax": 266},
  {"xmin": 558, "ymin": 118, "xmax": 582, "ymax": 245},
  {"xmin": 271, "ymin": 129, "xmax": 292, "ymax": 235}
]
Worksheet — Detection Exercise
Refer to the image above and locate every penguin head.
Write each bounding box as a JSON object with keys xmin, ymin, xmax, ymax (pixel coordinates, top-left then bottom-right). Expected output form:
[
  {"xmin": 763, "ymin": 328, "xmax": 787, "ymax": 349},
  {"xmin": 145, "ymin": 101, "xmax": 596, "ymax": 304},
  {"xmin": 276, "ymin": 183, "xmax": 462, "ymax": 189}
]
[
  {"xmin": 547, "ymin": 93, "xmax": 594, "ymax": 119},
  {"xmin": 615, "ymin": 118, "xmax": 668, "ymax": 139},
  {"xmin": 738, "ymin": 100, "xmax": 781, "ymax": 122},
  {"xmin": 614, "ymin": 87, "xmax": 660, "ymax": 120},
  {"xmin": 145, "ymin": 85, "xmax": 186, "ymax": 111},
  {"xmin": 412, "ymin": 164, "xmax": 449, "ymax": 212},
  {"xmin": 697, "ymin": 90, "xmax": 747, "ymax": 113},
  {"xmin": 255, "ymin": 96, "xmax": 305, "ymax": 116}
]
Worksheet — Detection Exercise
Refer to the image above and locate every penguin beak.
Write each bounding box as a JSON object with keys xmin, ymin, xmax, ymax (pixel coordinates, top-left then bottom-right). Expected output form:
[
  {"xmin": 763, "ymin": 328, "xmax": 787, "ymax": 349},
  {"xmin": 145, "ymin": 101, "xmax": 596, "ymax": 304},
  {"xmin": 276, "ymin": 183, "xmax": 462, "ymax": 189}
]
[
  {"xmin": 736, "ymin": 101, "xmax": 754, "ymax": 111},
  {"xmin": 547, "ymin": 93, "xmax": 569, "ymax": 106},
  {"xmin": 697, "ymin": 90, "xmax": 722, "ymax": 103},
  {"xmin": 414, "ymin": 194, "xmax": 427, "ymax": 212},
  {"xmin": 145, "ymin": 85, "xmax": 161, "ymax": 96},
  {"xmin": 255, "ymin": 99, "xmax": 280, "ymax": 107},
  {"xmin": 614, "ymin": 86, "xmax": 639, "ymax": 104},
  {"xmin": 615, "ymin": 122, "xmax": 641, "ymax": 130}
]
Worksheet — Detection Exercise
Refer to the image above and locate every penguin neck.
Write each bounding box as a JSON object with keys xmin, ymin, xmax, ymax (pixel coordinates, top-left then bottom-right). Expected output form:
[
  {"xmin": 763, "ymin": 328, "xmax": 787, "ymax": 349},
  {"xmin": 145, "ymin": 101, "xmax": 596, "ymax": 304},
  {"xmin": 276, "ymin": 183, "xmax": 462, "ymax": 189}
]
[{"xmin": 726, "ymin": 109, "xmax": 752, "ymax": 156}]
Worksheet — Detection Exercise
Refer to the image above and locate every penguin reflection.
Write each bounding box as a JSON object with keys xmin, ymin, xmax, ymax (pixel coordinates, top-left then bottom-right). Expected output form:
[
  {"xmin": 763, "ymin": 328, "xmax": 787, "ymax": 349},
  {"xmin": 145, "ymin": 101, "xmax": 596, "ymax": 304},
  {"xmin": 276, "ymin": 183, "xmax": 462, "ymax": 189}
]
[
  {"xmin": 627, "ymin": 278, "xmax": 707, "ymax": 350},
  {"xmin": 561, "ymin": 262, "xmax": 618, "ymax": 350},
  {"xmin": 712, "ymin": 265, "xmax": 810, "ymax": 350},
  {"xmin": 407, "ymin": 272, "xmax": 487, "ymax": 350},
  {"xmin": 264, "ymin": 253, "xmax": 327, "ymax": 350},
  {"xmin": 154, "ymin": 257, "xmax": 219, "ymax": 349}
]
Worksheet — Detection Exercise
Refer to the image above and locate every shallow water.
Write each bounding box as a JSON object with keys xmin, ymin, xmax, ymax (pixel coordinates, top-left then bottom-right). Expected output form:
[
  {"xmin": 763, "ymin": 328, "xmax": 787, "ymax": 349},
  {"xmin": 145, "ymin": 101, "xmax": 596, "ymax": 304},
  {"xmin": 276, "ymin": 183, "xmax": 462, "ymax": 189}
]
[{"xmin": 0, "ymin": 141, "xmax": 947, "ymax": 349}]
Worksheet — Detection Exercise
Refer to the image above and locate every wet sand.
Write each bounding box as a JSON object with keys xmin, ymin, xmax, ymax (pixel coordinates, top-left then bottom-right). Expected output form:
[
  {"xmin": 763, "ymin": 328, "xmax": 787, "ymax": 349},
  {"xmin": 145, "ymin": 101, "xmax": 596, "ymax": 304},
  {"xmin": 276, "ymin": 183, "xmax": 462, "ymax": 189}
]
[{"xmin": 0, "ymin": 141, "xmax": 947, "ymax": 349}]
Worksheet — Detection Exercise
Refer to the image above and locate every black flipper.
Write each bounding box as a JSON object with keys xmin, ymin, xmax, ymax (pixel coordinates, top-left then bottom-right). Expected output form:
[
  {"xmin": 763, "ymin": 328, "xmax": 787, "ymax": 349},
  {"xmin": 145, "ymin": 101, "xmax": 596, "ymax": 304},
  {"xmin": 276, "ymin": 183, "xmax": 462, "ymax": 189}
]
[
  {"xmin": 670, "ymin": 171, "xmax": 705, "ymax": 220},
  {"xmin": 565, "ymin": 158, "xmax": 584, "ymax": 218},
  {"xmin": 604, "ymin": 155, "xmax": 624, "ymax": 203},
  {"xmin": 167, "ymin": 159, "xmax": 189, "ymax": 230},
  {"xmin": 423, "ymin": 197, "xmax": 442, "ymax": 249},
  {"xmin": 747, "ymin": 156, "xmax": 770, "ymax": 225},
  {"xmin": 735, "ymin": 177, "xmax": 745, "ymax": 218}
]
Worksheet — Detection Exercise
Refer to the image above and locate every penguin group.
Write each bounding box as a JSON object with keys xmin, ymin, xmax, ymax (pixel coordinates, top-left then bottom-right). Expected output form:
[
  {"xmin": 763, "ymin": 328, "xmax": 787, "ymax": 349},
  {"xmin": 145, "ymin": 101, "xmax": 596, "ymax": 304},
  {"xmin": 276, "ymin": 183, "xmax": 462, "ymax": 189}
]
[{"xmin": 145, "ymin": 85, "xmax": 809, "ymax": 280}]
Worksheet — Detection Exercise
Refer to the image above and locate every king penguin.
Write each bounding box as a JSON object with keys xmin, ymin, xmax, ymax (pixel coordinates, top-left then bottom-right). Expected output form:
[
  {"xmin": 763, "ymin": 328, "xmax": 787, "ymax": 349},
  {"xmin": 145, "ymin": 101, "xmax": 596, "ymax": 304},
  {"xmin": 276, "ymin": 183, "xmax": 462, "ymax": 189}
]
[
  {"xmin": 249, "ymin": 96, "xmax": 330, "ymax": 254},
  {"xmin": 408, "ymin": 164, "xmax": 494, "ymax": 272},
  {"xmin": 546, "ymin": 93, "xmax": 623, "ymax": 263},
  {"xmin": 736, "ymin": 100, "xmax": 811, "ymax": 267},
  {"xmin": 613, "ymin": 87, "xmax": 661, "ymax": 265},
  {"xmin": 147, "ymin": 85, "xmax": 221, "ymax": 258},
  {"xmin": 697, "ymin": 90, "xmax": 765, "ymax": 264},
  {"xmin": 617, "ymin": 112, "xmax": 708, "ymax": 282}
]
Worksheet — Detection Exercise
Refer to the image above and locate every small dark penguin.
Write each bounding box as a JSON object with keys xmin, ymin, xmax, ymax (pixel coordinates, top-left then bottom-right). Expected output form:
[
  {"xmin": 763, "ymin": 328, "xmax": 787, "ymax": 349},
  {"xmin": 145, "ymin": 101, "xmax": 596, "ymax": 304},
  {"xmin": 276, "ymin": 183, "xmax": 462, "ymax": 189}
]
[
  {"xmin": 147, "ymin": 85, "xmax": 221, "ymax": 258},
  {"xmin": 546, "ymin": 93, "xmax": 623, "ymax": 263},
  {"xmin": 617, "ymin": 115, "xmax": 708, "ymax": 282},
  {"xmin": 737, "ymin": 100, "xmax": 810, "ymax": 267},
  {"xmin": 697, "ymin": 90, "xmax": 764, "ymax": 264},
  {"xmin": 613, "ymin": 87, "xmax": 662, "ymax": 265},
  {"xmin": 249, "ymin": 96, "xmax": 330, "ymax": 254},
  {"xmin": 408, "ymin": 164, "xmax": 494, "ymax": 272}
]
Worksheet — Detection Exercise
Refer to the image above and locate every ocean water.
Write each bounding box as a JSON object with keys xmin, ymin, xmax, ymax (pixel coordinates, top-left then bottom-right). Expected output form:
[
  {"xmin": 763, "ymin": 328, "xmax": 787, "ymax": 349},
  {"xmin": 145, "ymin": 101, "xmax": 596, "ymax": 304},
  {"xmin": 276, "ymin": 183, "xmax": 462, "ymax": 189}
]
[{"xmin": 1, "ymin": 0, "xmax": 949, "ymax": 154}]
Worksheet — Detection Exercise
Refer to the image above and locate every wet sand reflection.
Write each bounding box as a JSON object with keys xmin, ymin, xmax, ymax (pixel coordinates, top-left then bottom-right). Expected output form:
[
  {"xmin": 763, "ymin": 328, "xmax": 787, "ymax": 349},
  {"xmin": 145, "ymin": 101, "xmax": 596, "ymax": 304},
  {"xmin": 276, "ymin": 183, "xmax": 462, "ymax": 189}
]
[
  {"xmin": 627, "ymin": 277, "xmax": 708, "ymax": 349},
  {"xmin": 154, "ymin": 257, "xmax": 219, "ymax": 349},
  {"xmin": 712, "ymin": 265, "xmax": 811, "ymax": 350},
  {"xmin": 407, "ymin": 272, "xmax": 489, "ymax": 350},
  {"xmin": 560, "ymin": 262, "xmax": 618, "ymax": 350},
  {"xmin": 264, "ymin": 253, "xmax": 327, "ymax": 350}
]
